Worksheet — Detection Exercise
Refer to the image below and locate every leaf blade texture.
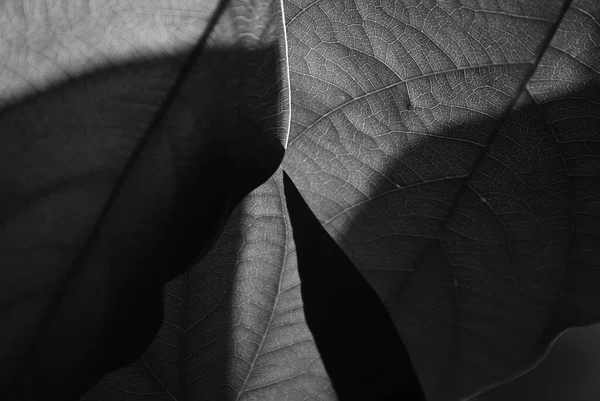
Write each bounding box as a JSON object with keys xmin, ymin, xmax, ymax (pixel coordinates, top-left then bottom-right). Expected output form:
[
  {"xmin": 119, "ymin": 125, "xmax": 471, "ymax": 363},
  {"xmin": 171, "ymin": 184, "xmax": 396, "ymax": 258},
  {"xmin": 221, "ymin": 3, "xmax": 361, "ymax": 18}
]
[
  {"xmin": 282, "ymin": 0, "xmax": 600, "ymax": 399},
  {"xmin": 0, "ymin": 0, "xmax": 289, "ymax": 398},
  {"xmin": 82, "ymin": 169, "xmax": 336, "ymax": 401}
]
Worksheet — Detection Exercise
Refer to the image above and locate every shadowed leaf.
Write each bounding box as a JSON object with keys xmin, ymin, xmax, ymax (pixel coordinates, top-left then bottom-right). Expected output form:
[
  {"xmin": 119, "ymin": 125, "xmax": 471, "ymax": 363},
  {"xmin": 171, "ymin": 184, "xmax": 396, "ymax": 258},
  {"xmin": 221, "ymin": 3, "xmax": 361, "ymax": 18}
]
[
  {"xmin": 82, "ymin": 170, "xmax": 335, "ymax": 401},
  {"xmin": 0, "ymin": 0, "xmax": 288, "ymax": 399},
  {"xmin": 282, "ymin": 1, "xmax": 600, "ymax": 399}
]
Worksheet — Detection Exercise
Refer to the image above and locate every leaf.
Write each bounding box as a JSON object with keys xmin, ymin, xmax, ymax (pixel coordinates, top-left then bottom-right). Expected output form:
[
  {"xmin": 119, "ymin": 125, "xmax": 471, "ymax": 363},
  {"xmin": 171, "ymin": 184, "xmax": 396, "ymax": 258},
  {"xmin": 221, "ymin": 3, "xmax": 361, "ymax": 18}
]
[
  {"xmin": 282, "ymin": 0, "xmax": 600, "ymax": 400},
  {"xmin": 283, "ymin": 171, "xmax": 426, "ymax": 401},
  {"xmin": 0, "ymin": 0, "xmax": 289, "ymax": 399},
  {"xmin": 81, "ymin": 169, "xmax": 336, "ymax": 401},
  {"xmin": 0, "ymin": 0, "xmax": 215, "ymax": 104},
  {"xmin": 81, "ymin": 170, "xmax": 427, "ymax": 401}
]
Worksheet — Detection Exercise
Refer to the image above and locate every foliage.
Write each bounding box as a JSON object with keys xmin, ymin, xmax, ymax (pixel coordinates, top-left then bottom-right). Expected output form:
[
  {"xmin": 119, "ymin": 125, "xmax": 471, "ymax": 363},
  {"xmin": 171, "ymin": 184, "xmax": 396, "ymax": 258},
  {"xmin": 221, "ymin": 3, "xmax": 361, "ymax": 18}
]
[{"xmin": 1, "ymin": 0, "xmax": 598, "ymax": 400}]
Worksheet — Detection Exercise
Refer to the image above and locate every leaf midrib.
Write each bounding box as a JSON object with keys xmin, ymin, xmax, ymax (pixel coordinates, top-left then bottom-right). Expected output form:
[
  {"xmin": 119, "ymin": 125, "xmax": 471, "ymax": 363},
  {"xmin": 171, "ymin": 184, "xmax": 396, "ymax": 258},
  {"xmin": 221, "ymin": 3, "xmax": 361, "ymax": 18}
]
[
  {"xmin": 430, "ymin": 1, "xmax": 576, "ymax": 398},
  {"xmin": 235, "ymin": 176, "xmax": 288, "ymax": 400}
]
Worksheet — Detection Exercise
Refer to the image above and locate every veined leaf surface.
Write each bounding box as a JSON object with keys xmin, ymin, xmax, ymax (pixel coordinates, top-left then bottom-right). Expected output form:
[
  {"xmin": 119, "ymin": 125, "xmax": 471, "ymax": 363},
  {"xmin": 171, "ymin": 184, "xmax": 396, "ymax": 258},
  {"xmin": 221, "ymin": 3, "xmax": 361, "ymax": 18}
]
[
  {"xmin": 282, "ymin": 1, "xmax": 600, "ymax": 399},
  {"xmin": 82, "ymin": 170, "xmax": 335, "ymax": 401},
  {"xmin": 2, "ymin": 0, "xmax": 600, "ymax": 399},
  {"xmin": 0, "ymin": 0, "xmax": 289, "ymax": 399}
]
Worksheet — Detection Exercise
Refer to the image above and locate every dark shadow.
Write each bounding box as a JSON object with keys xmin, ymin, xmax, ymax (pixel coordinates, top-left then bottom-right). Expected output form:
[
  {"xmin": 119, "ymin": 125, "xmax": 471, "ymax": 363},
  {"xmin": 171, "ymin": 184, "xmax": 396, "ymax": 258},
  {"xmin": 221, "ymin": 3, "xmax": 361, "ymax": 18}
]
[
  {"xmin": 0, "ymin": 41, "xmax": 285, "ymax": 400},
  {"xmin": 284, "ymin": 172, "xmax": 426, "ymax": 401},
  {"xmin": 316, "ymin": 80, "xmax": 600, "ymax": 401},
  {"xmin": 78, "ymin": 211, "xmax": 246, "ymax": 401}
]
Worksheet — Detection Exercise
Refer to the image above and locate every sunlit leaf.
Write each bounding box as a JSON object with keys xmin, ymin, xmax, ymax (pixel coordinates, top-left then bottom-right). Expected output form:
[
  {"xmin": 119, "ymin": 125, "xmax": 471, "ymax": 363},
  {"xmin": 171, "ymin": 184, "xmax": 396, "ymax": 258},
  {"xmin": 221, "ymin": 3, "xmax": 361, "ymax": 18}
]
[
  {"xmin": 82, "ymin": 170, "xmax": 336, "ymax": 401},
  {"xmin": 0, "ymin": 0, "xmax": 288, "ymax": 398},
  {"xmin": 282, "ymin": 1, "xmax": 600, "ymax": 399}
]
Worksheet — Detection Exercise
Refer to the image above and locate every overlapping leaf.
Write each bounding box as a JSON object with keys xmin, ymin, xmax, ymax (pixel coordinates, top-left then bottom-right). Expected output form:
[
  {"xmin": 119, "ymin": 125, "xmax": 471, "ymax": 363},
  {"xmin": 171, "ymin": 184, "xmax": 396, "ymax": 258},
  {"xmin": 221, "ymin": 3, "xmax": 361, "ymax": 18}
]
[
  {"xmin": 81, "ymin": 170, "xmax": 335, "ymax": 401},
  {"xmin": 3, "ymin": 0, "xmax": 600, "ymax": 400},
  {"xmin": 0, "ymin": 0, "xmax": 289, "ymax": 398},
  {"xmin": 282, "ymin": 0, "xmax": 600, "ymax": 400}
]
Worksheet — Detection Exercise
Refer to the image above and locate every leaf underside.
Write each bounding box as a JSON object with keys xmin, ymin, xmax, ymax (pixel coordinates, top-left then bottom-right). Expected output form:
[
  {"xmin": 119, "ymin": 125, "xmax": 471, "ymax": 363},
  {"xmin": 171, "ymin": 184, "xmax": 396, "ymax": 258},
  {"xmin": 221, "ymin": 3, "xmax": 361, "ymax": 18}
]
[
  {"xmin": 1, "ymin": 0, "xmax": 599, "ymax": 400},
  {"xmin": 282, "ymin": 0, "xmax": 600, "ymax": 399},
  {"xmin": 0, "ymin": 0, "xmax": 288, "ymax": 399},
  {"xmin": 83, "ymin": 169, "xmax": 336, "ymax": 401}
]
